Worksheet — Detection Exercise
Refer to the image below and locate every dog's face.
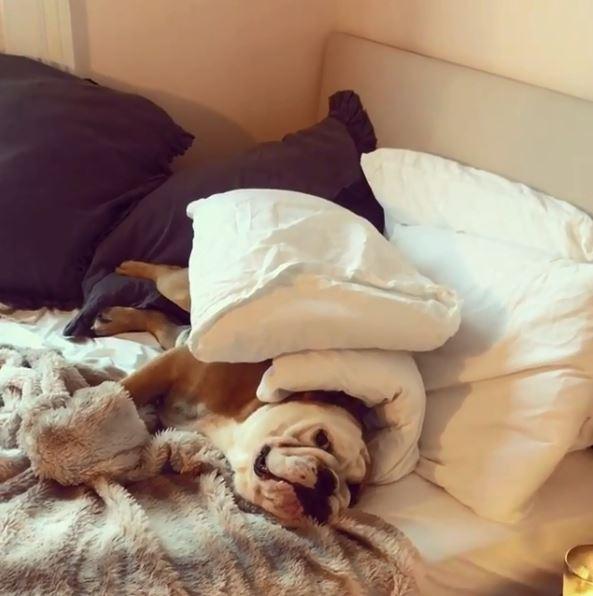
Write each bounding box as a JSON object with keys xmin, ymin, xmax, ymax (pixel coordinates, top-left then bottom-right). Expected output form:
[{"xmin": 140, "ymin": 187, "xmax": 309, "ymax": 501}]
[{"xmin": 224, "ymin": 401, "xmax": 370, "ymax": 526}]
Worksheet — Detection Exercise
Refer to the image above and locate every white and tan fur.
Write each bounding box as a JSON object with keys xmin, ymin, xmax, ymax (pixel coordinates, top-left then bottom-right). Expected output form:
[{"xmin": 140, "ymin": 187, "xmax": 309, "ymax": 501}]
[{"xmin": 101, "ymin": 261, "xmax": 371, "ymax": 525}]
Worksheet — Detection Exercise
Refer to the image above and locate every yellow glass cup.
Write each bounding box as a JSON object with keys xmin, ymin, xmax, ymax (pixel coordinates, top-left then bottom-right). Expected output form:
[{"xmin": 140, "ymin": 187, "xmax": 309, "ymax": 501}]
[{"xmin": 564, "ymin": 545, "xmax": 593, "ymax": 595}]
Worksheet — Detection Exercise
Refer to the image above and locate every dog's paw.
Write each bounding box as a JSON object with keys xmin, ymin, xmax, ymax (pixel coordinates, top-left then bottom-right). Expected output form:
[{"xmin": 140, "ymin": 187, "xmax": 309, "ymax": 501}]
[
  {"xmin": 115, "ymin": 260, "xmax": 148, "ymax": 278},
  {"xmin": 93, "ymin": 307, "xmax": 139, "ymax": 336}
]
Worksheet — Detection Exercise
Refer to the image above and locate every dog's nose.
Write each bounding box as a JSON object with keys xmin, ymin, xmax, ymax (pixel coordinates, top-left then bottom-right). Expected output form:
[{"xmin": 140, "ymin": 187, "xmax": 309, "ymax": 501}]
[
  {"xmin": 293, "ymin": 466, "xmax": 337, "ymax": 524},
  {"xmin": 315, "ymin": 465, "xmax": 337, "ymax": 497}
]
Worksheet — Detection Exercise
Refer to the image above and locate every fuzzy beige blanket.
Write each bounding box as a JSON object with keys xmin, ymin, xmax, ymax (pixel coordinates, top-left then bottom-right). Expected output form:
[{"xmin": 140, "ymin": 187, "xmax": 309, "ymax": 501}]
[{"xmin": 0, "ymin": 345, "xmax": 418, "ymax": 595}]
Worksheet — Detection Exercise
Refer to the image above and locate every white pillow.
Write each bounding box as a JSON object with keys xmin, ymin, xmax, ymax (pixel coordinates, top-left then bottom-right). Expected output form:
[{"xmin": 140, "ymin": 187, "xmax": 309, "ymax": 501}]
[
  {"xmin": 257, "ymin": 349, "xmax": 426, "ymax": 485},
  {"xmin": 186, "ymin": 189, "xmax": 460, "ymax": 362},
  {"xmin": 362, "ymin": 148, "xmax": 593, "ymax": 262},
  {"xmin": 393, "ymin": 223, "xmax": 593, "ymax": 522},
  {"xmin": 362, "ymin": 148, "xmax": 593, "ymax": 522}
]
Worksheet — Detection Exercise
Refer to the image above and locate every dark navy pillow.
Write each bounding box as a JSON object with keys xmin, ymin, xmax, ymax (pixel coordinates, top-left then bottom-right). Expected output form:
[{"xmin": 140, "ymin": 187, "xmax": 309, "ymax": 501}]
[
  {"xmin": 65, "ymin": 90, "xmax": 381, "ymax": 337},
  {"xmin": 0, "ymin": 54, "xmax": 193, "ymax": 310}
]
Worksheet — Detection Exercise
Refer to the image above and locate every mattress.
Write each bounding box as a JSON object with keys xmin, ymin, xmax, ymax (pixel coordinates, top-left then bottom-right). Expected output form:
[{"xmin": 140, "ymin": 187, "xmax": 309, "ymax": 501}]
[{"xmin": 2, "ymin": 307, "xmax": 592, "ymax": 596}]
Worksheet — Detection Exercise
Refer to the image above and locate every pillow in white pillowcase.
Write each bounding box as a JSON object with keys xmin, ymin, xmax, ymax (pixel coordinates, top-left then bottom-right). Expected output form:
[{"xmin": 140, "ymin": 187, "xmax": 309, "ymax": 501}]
[
  {"xmin": 185, "ymin": 189, "xmax": 460, "ymax": 363},
  {"xmin": 257, "ymin": 349, "xmax": 426, "ymax": 484},
  {"xmin": 391, "ymin": 222, "xmax": 593, "ymax": 522},
  {"xmin": 361, "ymin": 148, "xmax": 593, "ymax": 262}
]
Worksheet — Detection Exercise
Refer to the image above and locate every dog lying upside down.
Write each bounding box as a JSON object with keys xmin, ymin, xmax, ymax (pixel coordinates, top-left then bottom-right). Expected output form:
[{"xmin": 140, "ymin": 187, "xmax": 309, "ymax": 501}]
[{"xmin": 95, "ymin": 261, "xmax": 371, "ymax": 526}]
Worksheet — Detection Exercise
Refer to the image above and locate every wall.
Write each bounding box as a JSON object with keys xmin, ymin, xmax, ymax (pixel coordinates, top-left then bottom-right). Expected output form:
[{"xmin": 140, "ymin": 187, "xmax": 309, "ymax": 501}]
[
  {"xmin": 74, "ymin": 0, "xmax": 336, "ymax": 165},
  {"xmin": 3, "ymin": 1, "xmax": 591, "ymax": 164},
  {"xmin": 336, "ymin": 0, "xmax": 593, "ymax": 102}
]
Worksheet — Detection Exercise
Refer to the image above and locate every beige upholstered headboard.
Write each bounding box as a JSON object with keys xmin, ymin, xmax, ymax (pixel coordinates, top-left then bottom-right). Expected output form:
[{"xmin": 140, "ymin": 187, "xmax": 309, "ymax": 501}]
[{"xmin": 319, "ymin": 33, "xmax": 593, "ymax": 213}]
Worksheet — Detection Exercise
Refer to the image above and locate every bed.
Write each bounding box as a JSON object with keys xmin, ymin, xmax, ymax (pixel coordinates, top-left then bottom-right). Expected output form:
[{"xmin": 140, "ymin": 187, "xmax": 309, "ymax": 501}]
[
  {"xmin": 2, "ymin": 32, "xmax": 593, "ymax": 595},
  {"xmin": 319, "ymin": 33, "xmax": 593, "ymax": 594},
  {"xmin": 3, "ymin": 312, "xmax": 593, "ymax": 596}
]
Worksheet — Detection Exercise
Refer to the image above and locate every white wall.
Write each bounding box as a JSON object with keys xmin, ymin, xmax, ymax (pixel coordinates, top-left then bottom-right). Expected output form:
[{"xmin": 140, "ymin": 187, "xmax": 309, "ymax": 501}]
[
  {"xmin": 2, "ymin": 1, "xmax": 591, "ymax": 164},
  {"xmin": 336, "ymin": 0, "xmax": 593, "ymax": 102},
  {"xmin": 75, "ymin": 0, "xmax": 336, "ymax": 165}
]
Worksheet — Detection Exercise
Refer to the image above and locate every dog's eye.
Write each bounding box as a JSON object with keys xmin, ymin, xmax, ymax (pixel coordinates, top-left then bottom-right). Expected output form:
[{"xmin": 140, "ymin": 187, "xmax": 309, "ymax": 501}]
[{"xmin": 314, "ymin": 429, "xmax": 332, "ymax": 451}]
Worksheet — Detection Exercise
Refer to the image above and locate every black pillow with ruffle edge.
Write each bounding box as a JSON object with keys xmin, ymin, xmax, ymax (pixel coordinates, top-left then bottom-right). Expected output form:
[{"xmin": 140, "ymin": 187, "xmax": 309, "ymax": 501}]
[{"xmin": 65, "ymin": 90, "xmax": 381, "ymax": 337}]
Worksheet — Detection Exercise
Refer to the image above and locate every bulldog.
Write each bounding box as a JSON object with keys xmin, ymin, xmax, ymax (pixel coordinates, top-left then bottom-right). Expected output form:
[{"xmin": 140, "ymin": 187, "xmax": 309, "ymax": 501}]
[
  {"xmin": 101, "ymin": 261, "xmax": 371, "ymax": 525},
  {"xmin": 121, "ymin": 345, "xmax": 370, "ymax": 526}
]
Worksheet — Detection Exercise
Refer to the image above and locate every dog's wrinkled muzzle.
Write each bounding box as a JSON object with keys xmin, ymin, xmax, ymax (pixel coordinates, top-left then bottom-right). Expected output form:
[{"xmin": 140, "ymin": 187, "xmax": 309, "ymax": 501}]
[{"xmin": 254, "ymin": 444, "xmax": 338, "ymax": 524}]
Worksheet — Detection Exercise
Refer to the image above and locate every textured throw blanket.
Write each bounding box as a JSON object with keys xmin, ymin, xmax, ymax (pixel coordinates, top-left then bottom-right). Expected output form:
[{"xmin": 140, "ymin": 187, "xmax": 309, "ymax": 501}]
[{"xmin": 0, "ymin": 345, "xmax": 418, "ymax": 595}]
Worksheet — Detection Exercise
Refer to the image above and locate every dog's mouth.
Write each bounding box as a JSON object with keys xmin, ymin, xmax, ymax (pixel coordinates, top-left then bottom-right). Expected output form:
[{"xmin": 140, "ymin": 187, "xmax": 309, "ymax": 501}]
[
  {"xmin": 253, "ymin": 444, "xmax": 337, "ymax": 524},
  {"xmin": 254, "ymin": 444, "xmax": 273, "ymax": 480}
]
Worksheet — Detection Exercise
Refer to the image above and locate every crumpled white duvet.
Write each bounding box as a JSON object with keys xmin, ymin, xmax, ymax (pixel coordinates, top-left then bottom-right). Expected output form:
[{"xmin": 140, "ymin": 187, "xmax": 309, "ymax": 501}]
[{"xmin": 186, "ymin": 189, "xmax": 461, "ymax": 483}]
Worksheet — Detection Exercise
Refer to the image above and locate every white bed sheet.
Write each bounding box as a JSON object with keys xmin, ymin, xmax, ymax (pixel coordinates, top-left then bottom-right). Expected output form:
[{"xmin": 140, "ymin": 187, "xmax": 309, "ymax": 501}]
[
  {"xmin": 360, "ymin": 448, "xmax": 593, "ymax": 595},
  {"xmin": 0, "ymin": 307, "xmax": 161, "ymax": 376},
  {"xmin": 2, "ymin": 308, "xmax": 592, "ymax": 596}
]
